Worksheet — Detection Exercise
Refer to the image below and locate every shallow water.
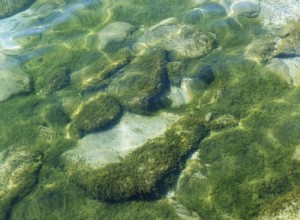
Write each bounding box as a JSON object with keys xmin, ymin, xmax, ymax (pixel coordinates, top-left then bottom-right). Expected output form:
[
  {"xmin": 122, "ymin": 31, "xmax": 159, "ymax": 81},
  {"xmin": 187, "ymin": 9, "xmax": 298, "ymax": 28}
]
[{"xmin": 1, "ymin": 0, "xmax": 300, "ymax": 219}]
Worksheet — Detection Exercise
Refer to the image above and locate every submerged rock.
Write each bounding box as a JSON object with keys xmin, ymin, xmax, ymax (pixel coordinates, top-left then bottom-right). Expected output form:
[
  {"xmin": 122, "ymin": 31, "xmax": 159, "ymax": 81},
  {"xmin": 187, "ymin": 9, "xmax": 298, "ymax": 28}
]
[
  {"xmin": 71, "ymin": 115, "xmax": 209, "ymax": 202},
  {"xmin": 267, "ymin": 57, "xmax": 300, "ymax": 86},
  {"xmin": 273, "ymin": 30, "xmax": 300, "ymax": 58},
  {"xmin": 0, "ymin": 0, "xmax": 34, "ymax": 18},
  {"xmin": 185, "ymin": 4, "xmax": 226, "ymax": 23},
  {"xmin": 163, "ymin": 85, "xmax": 192, "ymax": 107},
  {"xmin": 245, "ymin": 37, "xmax": 275, "ymax": 63},
  {"xmin": 69, "ymin": 94, "xmax": 122, "ymax": 137},
  {"xmin": 0, "ymin": 147, "xmax": 43, "ymax": 219},
  {"xmin": 63, "ymin": 112, "xmax": 179, "ymax": 168},
  {"xmin": 184, "ymin": 8, "xmax": 205, "ymax": 23},
  {"xmin": 97, "ymin": 21, "xmax": 136, "ymax": 50},
  {"xmin": 38, "ymin": 67, "xmax": 71, "ymax": 95},
  {"xmin": 203, "ymin": 3, "xmax": 227, "ymax": 18},
  {"xmin": 230, "ymin": 0, "xmax": 260, "ymax": 18},
  {"xmin": 0, "ymin": 54, "xmax": 31, "ymax": 102},
  {"xmin": 135, "ymin": 18, "xmax": 216, "ymax": 59},
  {"xmin": 109, "ymin": 49, "xmax": 169, "ymax": 114}
]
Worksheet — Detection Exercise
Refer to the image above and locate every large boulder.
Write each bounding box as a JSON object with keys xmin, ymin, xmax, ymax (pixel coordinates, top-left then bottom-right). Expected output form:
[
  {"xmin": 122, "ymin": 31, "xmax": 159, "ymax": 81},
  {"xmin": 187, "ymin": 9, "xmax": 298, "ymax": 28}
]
[{"xmin": 135, "ymin": 18, "xmax": 216, "ymax": 59}]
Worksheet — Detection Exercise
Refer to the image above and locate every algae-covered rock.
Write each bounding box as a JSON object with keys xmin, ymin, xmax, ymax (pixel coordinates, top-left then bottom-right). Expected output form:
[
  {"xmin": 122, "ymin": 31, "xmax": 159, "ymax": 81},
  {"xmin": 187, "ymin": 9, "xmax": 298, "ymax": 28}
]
[
  {"xmin": 245, "ymin": 37, "xmax": 275, "ymax": 63},
  {"xmin": 0, "ymin": 54, "xmax": 31, "ymax": 102},
  {"xmin": 37, "ymin": 67, "xmax": 71, "ymax": 95},
  {"xmin": 184, "ymin": 8, "xmax": 204, "ymax": 24},
  {"xmin": 210, "ymin": 114, "xmax": 238, "ymax": 130},
  {"xmin": 42, "ymin": 103, "xmax": 70, "ymax": 127},
  {"xmin": 108, "ymin": 49, "xmax": 169, "ymax": 114},
  {"xmin": 0, "ymin": 0, "xmax": 34, "ymax": 18},
  {"xmin": 273, "ymin": 26, "xmax": 300, "ymax": 58},
  {"xmin": 72, "ymin": 115, "xmax": 209, "ymax": 202},
  {"xmin": 258, "ymin": 189, "xmax": 300, "ymax": 220},
  {"xmin": 135, "ymin": 19, "xmax": 216, "ymax": 59},
  {"xmin": 63, "ymin": 112, "xmax": 178, "ymax": 168},
  {"xmin": 0, "ymin": 147, "xmax": 43, "ymax": 220},
  {"xmin": 202, "ymin": 3, "xmax": 227, "ymax": 18},
  {"xmin": 69, "ymin": 94, "xmax": 122, "ymax": 137}
]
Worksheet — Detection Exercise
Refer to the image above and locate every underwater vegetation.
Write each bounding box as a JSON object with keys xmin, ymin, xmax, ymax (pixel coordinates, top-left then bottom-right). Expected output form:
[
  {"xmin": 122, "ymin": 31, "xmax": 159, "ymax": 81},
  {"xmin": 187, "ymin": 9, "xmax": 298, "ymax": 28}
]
[
  {"xmin": 1, "ymin": 0, "xmax": 300, "ymax": 219},
  {"xmin": 68, "ymin": 94, "xmax": 122, "ymax": 137}
]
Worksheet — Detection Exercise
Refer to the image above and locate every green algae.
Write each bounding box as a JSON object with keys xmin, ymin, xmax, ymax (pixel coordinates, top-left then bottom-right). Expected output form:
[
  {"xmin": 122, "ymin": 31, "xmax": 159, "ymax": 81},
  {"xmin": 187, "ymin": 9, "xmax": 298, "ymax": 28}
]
[
  {"xmin": 174, "ymin": 68, "xmax": 300, "ymax": 219},
  {"xmin": 69, "ymin": 94, "xmax": 122, "ymax": 137},
  {"xmin": 0, "ymin": 148, "xmax": 43, "ymax": 220},
  {"xmin": 1, "ymin": 1, "xmax": 300, "ymax": 219},
  {"xmin": 72, "ymin": 114, "xmax": 209, "ymax": 202},
  {"xmin": 108, "ymin": 49, "xmax": 169, "ymax": 114}
]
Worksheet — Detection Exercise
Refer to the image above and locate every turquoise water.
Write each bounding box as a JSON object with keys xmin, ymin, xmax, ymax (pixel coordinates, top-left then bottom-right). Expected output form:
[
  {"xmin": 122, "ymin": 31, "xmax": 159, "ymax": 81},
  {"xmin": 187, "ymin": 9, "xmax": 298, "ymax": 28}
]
[{"xmin": 1, "ymin": 0, "xmax": 300, "ymax": 219}]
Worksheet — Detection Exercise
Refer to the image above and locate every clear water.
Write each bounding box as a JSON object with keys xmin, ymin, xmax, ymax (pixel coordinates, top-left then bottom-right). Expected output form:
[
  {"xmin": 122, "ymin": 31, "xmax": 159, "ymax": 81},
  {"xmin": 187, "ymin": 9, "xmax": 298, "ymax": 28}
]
[{"xmin": 1, "ymin": 0, "xmax": 300, "ymax": 219}]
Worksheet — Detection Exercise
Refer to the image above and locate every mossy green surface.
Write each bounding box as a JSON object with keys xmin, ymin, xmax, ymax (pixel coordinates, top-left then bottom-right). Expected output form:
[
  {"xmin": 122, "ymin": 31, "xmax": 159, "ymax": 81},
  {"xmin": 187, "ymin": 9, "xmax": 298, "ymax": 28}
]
[
  {"xmin": 109, "ymin": 49, "xmax": 169, "ymax": 114},
  {"xmin": 69, "ymin": 94, "xmax": 122, "ymax": 137},
  {"xmin": 72, "ymin": 115, "xmax": 209, "ymax": 202},
  {"xmin": 1, "ymin": 1, "xmax": 300, "ymax": 219}
]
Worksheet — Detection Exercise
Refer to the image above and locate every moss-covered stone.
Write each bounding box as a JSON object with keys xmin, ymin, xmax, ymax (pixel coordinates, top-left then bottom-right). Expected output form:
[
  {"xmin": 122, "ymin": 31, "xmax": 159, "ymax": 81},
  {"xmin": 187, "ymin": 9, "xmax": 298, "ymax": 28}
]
[
  {"xmin": 37, "ymin": 67, "xmax": 71, "ymax": 95},
  {"xmin": 72, "ymin": 115, "xmax": 209, "ymax": 202},
  {"xmin": 42, "ymin": 103, "xmax": 70, "ymax": 127},
  {"xmin": 108, "ymin": 49, "xmax": 169, "ymax": 114},
  {"xmin": 0, "ymin": 147, "xmax": 43, "ymax": 220},
  {"xmin": 69, "ymin": 94, "xmax": 122, "ymax": 137}
]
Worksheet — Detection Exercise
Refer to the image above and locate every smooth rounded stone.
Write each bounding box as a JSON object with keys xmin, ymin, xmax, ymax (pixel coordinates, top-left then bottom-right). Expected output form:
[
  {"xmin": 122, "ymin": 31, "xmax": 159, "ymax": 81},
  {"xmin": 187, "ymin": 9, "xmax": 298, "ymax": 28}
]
[
  {"xmin": 97, "ymin": 21, "xmax": 136, "ymax": 50},
  {"xmin": 184, "ymin": 8, "xmax": 205, "ymax": 23},
  {"xmin": 0, "ymin": 0, "xmax": 34, "ymax": 18},
  {"xmin": 0, "ymin": 147, "xmax": 43, "ymax": 219},
  {"xmin": 0, "ymin": 54, "xmax": 31, "ymax": 102},
  {"xmin": 202, "ymin": 3, "xmax": 227, "ymax": 18},
  {"xmin": 68, "ymin": 94, "xmax": 122, "ymax": 137},
  {"xmin": 231, "ymin": 0, "xmax": 260, "ymax": 18},
  {"xmin": 135, "ymin": 18, "xmax": 216, "ymax": 59},
  {"xmin": 184, "ymin": 4, "xmax": 225, "ymax": 23},
  {"xmin": 211, "ymin": 17, "xmax": 241, "ymax": 35},
  {"xmin": 63, "ymin": 112, "xmax": 179, "ymax": 169}
]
